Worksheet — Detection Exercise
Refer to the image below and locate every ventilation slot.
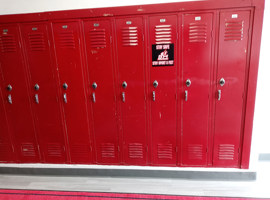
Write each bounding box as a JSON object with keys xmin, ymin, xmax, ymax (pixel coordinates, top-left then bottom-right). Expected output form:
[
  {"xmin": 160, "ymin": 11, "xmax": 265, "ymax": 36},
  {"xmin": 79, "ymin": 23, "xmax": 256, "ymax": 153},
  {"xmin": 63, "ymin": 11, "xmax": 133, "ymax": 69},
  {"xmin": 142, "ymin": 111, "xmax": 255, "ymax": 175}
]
[
  {"xmin": 0, "ymin": 143, "xmax": 10, "ymax": 155},
  {"xmin": 218, "ymin": 144, "xmax": 235, "ymax": 160},
  {"xmin": 101, "ymin": 143, "xmax": 115, "ymax": 158},
  {"xmin": 155, "ymin": 25, "xmax": 171, "ymax": 44},
  {"xmin": 21, "ymin": 143, "xmax": 36, "ymax": 157},
  {"xmin": 122, "ymin": 27, "xmax": 138, "ymax": 46},
  {"xmin": 189, "ymin": 23, "xmax": 207, "ymax": 43},
  {"xmin": 58, "ymin": 32, "xmax": 75, "ymax": 48},
  {"xmin": 90, "ymin": 29, "xmax": 106, "ymax": 48},
  {"xmin": 70, "ymin": 144, "xmax": 90, "ymax": 159},
  {"xmin": 128, "ymin": 143, "xmax": 143, "ymax": 159},
  {"xmin": 0, "ymin": 35, "xmax": 16, "ymax": 53},
  {"xmin": 28, "ymin": 33, "xmax": 46, "ymax": 51},
  {"xmin": 187, "ymin": 144, "xmax": 203, "ymax": 160},
  {"xmin": 47, "ymin": 143, "xmax": 62, "ymax": 157},
  {"xmin": 224, "ymin": 21, "xmax": 244, "ymax": 41},
  {"xmin": 157, "ymin": 144, "xmax": 173, "ymax": 159}
]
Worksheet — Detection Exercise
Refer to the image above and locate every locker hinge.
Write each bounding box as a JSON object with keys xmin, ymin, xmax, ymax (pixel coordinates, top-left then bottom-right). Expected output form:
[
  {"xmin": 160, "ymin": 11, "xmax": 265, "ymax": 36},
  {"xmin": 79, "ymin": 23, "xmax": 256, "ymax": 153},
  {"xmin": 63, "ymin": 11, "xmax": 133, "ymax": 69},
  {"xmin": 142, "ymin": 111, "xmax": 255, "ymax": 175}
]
[{"xmin": 110, "ymin": 36, "xmax": 112, "ymax": 44}]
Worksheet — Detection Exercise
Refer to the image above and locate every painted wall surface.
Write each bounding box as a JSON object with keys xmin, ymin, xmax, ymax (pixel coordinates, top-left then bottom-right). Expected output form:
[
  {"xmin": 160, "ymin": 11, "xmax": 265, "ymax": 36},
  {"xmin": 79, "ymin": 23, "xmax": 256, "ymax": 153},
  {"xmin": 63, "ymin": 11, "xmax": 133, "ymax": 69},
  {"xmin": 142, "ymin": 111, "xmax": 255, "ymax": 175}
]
[{"xmin": 0, "ymin": 0, "xmax": 269, "ymax": 168}]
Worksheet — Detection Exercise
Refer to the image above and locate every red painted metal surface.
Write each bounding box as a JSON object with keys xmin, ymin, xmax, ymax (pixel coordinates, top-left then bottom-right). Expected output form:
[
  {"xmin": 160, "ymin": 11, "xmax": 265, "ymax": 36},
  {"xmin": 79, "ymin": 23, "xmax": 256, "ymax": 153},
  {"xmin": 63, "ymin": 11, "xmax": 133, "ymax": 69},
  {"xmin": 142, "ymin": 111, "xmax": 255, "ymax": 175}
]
[
  {"xmin": 0, "ymin": 0, "xmax": 264, "ymax": 169},
  {"xmin": 115, "ymin": 17, "xmax": 148, "ymax": 165},
  {"xmin": 52, "ymin": 21, "xmax": 93, "ymax": 164},
  {"xmin": 20, "ymin": 22, "xmax": 67, "ymax": 163},
  {"xmin": 181, "ymin": 13, "xmax": 213, "ymax": 166},
  {"xmin": 213, "ymin": 10, "xmax": 251, "ymax": 167},
  {"xmin": 0, "ymin": 25, "xmax": 40, "ymax": 163},
  {"xmin": 83, "ymin": 19, "xmax": 119, "ymax": 164},
  {"xmin": 0, "ymin": 87, "xmax": 15, "ymax": 162},
  {"xmin": 149, "ymin": 15, "xmax": 178, "ymax": 166}
]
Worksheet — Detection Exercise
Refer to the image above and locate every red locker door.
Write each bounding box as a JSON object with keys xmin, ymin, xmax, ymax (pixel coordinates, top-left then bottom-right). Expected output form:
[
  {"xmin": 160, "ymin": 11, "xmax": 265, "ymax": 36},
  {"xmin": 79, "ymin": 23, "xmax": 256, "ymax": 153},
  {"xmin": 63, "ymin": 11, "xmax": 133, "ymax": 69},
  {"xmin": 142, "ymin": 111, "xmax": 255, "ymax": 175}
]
[
  {"xmin": 181, "ymin": 13, "xmax": 213, "ymax": 166},
  {"xmin": 0, "ymin": 87, "xmax": 15, "ymax": 162},
  {"xmin": 20, "ymin": 23, "xmax": 67, "ymax": 163},
  {"xmin": 83, "ymin": 19, "xmax": 119, "ymax": 164},
  {"xmin": 115, "ymin": 17, "xmax": 147, "ymax": 165},
  {"xmin": 149, "ymin": 15, "xmax": 177, "ymax": 166},
  {"xmin": 52, "ymin": 21, "xmax": 93, "ymax": 164},
  {"xmin": 213, "ymin": 11, "xmax": 251, "ymax": 167},
  {"xmin": 0, "ymin": 25, "xmax": 40, "ymax": 162}
]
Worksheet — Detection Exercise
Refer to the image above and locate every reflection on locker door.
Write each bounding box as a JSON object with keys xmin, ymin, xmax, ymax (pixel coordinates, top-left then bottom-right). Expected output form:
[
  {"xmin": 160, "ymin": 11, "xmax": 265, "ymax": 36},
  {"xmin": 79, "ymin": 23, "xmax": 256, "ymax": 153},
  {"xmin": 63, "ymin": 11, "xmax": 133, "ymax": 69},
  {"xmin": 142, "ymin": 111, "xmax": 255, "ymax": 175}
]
[
  {"xmin": 149, "ymin": 15, "xmax": 177, "ymax": 166},
  {"xmin": 0, "ymin": 87, "xmax": 15, "ymax": 162},
  {"xmin": 52, "ymin": 21, "xmax": 93, "ymax": 164},
  {"xmin": 0, "ymin": 25, "xmax": 40, "ymax": 162},
  {"xmin": 115, "ymin": 17, "xmax": 147, "ymax": 165},
  {"xmin": 213, "ymin": 11, "xmax": 251, "ymax": 167},
  {"xmin": 20, "ymin": 23, "xmax": 67, "ymax": 163},
  {"xmin": 181, "ymin": 13, "xmax": 213, "ymax": 166},
  {"xmin": 83, "ymin": 19, "xmax": 119, "ymax": 164}
]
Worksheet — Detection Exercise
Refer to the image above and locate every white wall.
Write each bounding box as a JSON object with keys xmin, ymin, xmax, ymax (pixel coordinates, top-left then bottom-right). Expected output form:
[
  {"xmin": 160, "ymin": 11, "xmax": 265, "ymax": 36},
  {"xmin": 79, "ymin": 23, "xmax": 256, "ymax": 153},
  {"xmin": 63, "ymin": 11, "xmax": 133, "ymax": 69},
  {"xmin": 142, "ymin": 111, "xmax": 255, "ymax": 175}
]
[{"xmin": 0, "ymin": 0, "xmax": 269, "ymax": 166}]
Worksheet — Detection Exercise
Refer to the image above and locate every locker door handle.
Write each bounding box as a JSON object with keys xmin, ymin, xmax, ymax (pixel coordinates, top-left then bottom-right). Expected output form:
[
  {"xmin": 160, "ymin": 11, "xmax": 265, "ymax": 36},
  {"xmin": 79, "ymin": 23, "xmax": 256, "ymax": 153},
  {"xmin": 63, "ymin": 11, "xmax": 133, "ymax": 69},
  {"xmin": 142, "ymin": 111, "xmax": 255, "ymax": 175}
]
[
  {"xmin": 122, "ymin": 92, "xmax": 125, "ymax": 102},
  {"xmin": 152, "ymin": 91, "xmax": 155, "ymax": 101},
  {"xmin": 63, "ymin": 93, "xmax": 67, "ymax": 103},
  {"xmin": 35, "ymin": 94, "xmax": 39, "ymax": 104},
  {"xmin": 218, "ymin": 90, "xmax": 221, "ymax": 101},
  {"xmin": 185, "ymin": 90, "xmax": 188, "ymax": 101},
  {"xmin": 7, "ymin": 94, "xmax": 12, "ymax": 104},
  {"xmin": 92, "ymin": 92, "xmax": 96, "ymax": 103}
]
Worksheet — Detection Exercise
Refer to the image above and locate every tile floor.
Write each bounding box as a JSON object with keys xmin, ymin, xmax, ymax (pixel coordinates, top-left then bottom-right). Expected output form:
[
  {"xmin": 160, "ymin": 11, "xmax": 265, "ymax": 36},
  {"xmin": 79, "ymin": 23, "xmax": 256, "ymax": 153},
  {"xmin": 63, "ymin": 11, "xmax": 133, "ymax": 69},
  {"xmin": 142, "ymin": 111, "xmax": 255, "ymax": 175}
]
[{"xmin": 0, "ymin": 162, "xmax": 269, "ymax": 198}]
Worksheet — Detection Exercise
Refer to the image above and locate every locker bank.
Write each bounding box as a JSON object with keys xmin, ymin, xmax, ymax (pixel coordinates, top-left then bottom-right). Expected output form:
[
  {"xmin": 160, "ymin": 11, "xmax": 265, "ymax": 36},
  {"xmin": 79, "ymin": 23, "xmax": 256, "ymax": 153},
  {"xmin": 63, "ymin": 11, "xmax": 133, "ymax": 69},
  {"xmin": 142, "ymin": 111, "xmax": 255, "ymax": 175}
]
[{"xmin": 0, "ymin": 0, "xmax": 264, "ymax": 169}]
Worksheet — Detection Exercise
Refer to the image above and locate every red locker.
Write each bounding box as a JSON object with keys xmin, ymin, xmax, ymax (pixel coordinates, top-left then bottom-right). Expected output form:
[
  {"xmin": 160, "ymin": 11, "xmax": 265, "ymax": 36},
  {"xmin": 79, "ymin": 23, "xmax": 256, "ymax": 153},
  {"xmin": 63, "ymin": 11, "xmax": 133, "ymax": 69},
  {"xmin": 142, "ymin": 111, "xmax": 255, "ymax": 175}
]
[
  {"xmin": 115, "ymin": 17, "xmax": 147, "ymax": 165},
  {"xmin": 148, "ymin": 15, "xmax": 178, "ymax": 166},
  {"xmin": 52, "ymin": 21, "xmax": 93, "ymax": 164},
  {"xmin": 181, "ymin": 13, "xmax": 213, "ymax": 166},
  {"xmin": 213, "ymin": 10, "xmax": 251, "ymax": 167},
  {"xmin": 83, "ymin": 19, "xmax": 119, "ymax": 164},
  {"xmin": 0, "ymin": 87, "xmax": 15, "ymax": 162},
  {"xmin": 20, "ymin": 23, "xmax": 67, "ymax": 163},
  {"xmin": 0, "ymin": 25, "xmax": 40, "ymax": 162}
]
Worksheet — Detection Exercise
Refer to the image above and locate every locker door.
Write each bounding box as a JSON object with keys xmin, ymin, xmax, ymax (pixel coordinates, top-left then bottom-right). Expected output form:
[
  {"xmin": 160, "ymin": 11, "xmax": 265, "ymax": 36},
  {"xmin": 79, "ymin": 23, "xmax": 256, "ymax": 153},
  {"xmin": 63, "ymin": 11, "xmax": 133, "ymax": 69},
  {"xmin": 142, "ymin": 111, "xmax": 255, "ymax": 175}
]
[
  {"xmin": 149, "ymin": 15, "xmax": 177, "ymax": 166},
  {"xmin": 20, "ymin": 23, "xmax": 67, "ymax": 163},
  {"xmin": 181, "ymin": 13, "xmax": 213, "ymax": 166},
  {"xmin": 83, "ymin": 19, "xmax": 119, "ymax": 164},
  {"xmin": 115, "ymin": 17, "xmax": 147, "ymax": 165},
  {"xmin": 52, "ymin": 21, "xmax": 93, "ymax": 164},
  {"xmin": 0, "ymin": 87, "xmax": 15, "ymax": 162},
  {"xmin": 0, "ymin": 25, "xmax": 40, "ymax": 162},
  {"xmin": 213, "ymin": 11, "xmax": 251, "ymax": 167}
]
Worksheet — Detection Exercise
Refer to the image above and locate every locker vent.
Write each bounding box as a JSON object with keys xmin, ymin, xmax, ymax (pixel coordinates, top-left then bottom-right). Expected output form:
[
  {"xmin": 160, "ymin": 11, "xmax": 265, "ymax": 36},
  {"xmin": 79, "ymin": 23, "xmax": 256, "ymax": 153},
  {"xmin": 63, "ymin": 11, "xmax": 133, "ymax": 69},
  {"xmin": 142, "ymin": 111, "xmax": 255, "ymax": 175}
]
[
  {"xmin": 187, "ymin": 144, "xmax": 203, "ymax": 160},
  {"xmin": 58, "ymin": 31, "xmax": 75, "ymax": 48},
  {"xmin": 47, "ymin": 143, "xmax": 62, "ymax": 157},
  {"xmin": 224, "ymin": 21, "xmax": 244, "ymax": 41},
  {"xmin": 0, "ymin": 143, "xmax": 10, "ymax": 155},
  {"xmin": 122, "ymin": 27, "xmax": 138, "ymax": 46},
  {"xmin": 157, "ymin": 144, "xmax": 173, "ymax": 159},
  {"xmin": 28, "ymin": 32, "xmax": 46, "ymax": 51},
  {"xmin": 218, "ymin": 144, "xmax": 235, "ymax": 160},
  {"xmin": 0, "ymin": 35, "xmax": 16, "ymax": 52},
  {"xmin": 188, "ymin": 23, "xmax": 207, "ymax": 43},
  {"xmin": 21, "ymin": 143, "xmax": 36, "ymax": 157},
  {"xmin": 155, "ymin": 25, "xmax": 171, "ymax": 44},
  {"xmin": 89, "ymin": 29, "xmax": 106, "ymax": 48},
  {"xmin": 70, "ymin": 144, "xmax": 90, "ymax": 159},
  {"xmin": 101, "ymin": 143, "xmax": 115, "ymax": 158},
  {"xmin": 128, "ymin": 143, "xmax": 143, "ymax": 159}
]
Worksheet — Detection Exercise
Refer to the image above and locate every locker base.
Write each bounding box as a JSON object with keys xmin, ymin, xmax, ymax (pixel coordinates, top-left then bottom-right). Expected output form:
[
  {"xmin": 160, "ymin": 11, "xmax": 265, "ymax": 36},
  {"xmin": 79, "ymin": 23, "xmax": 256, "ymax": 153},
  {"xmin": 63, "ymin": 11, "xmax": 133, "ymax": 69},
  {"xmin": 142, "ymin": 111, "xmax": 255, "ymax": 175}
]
[{"xmin": 0, "ymin": 164, "xmax": 256, "ymax": 181}]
